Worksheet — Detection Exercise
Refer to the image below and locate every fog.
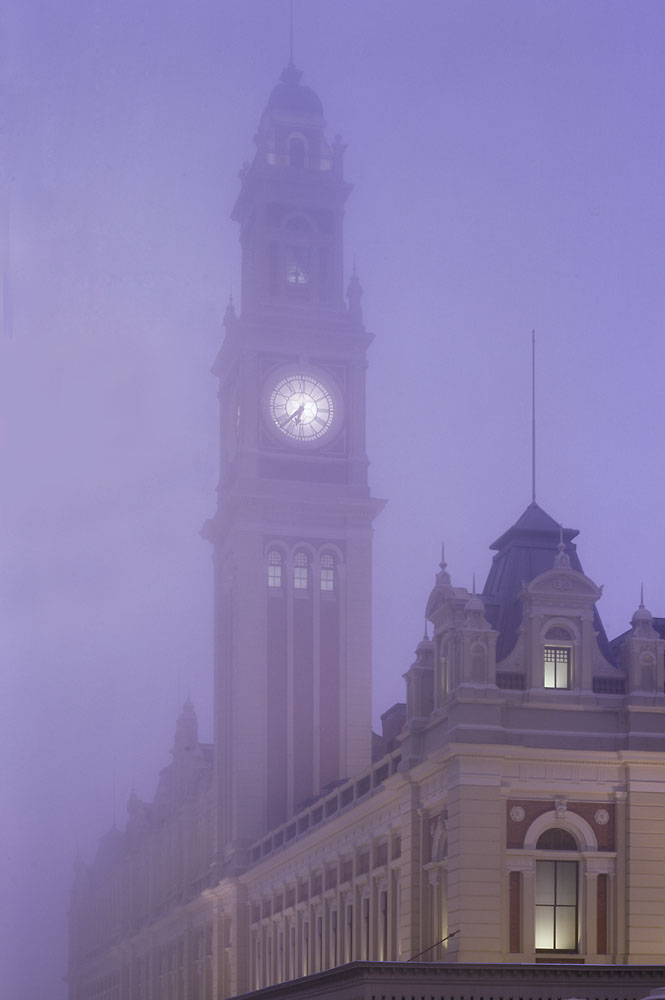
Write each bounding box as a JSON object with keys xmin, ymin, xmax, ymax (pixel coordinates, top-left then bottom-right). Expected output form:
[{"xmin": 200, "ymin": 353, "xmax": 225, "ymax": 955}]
[{"xmin": 2, "ymin": 1, "xmax": 665, "ymax": 996}]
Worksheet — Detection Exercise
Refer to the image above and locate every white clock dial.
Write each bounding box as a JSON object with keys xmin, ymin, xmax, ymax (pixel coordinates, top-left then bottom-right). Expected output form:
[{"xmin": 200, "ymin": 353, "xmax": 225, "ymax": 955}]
[{"xmin": 269, "ymin": 374, "xmax": 335, "ymax": 442}]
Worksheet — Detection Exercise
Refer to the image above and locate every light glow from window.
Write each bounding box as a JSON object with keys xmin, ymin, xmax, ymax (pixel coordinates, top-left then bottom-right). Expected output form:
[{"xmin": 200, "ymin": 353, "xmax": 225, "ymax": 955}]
[
  {"xmin": 544, "ymin": 646, "xmax": 571, "ymax": 688},
  {"xmin": 294, "ymin": 551, "xmax": 309, "ymax": 590},
  {"xmin": 535, "ymin": 859, "xmax": 578, "ymax": 951},
  {"xmin": 267, "ymin": 550, "xmax": 282, "ymax": 588},
  {"xmin": 320, "ymin": 553, "xmax": 334, "ymax": 591}
]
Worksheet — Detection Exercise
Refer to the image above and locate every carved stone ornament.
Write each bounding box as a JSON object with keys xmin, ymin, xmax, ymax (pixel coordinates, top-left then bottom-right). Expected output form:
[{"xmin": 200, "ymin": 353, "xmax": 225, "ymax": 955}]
[
  {"xmin": 509, "ymin": 806, "xmax": 525, "ymax": 823},
  {"xmin": 554, "ymin": 798, "xmax": 568, "ymax": 820},
  {"xmin": 594, "ymin": 808, "xmax": 610, "ymax": 826},
  {"xmin": 552, "ymin": 576, "xmax": 573, "ymax": 592}
]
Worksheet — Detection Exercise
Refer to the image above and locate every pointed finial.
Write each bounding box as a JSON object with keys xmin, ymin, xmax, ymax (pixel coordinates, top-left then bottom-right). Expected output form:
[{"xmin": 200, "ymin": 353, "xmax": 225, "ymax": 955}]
[
  {"xmin": 346, "ymin": 266, "xmax": 364, "ymax": 325},
  {"xmin": 640, "ymin": 582, "xmax": 645, "ymax": 609},
  {"xmin": 224, "ymin": 293, "xmax": 237, "ymax": 324},
  {"xmin": 554, "ymin": 524, "xmax": 571, "ymax": 568},
  {"xmin": 472, "ymin": 572, "xmax": 476, "ymax": 595},
  {"xmin": 439, "ymin": 542, "xmax": 447, "ymax": 572}
]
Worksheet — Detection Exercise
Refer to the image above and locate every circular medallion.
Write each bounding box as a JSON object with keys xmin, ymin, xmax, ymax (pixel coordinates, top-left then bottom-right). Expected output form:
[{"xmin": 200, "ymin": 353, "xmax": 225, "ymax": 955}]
[
  {"xmin": 594, "ymin": 808, "xmax": 609, "ymax": 826},
  {"xmin": 510, "ymin": 806, "xmax": 526, "ymax": 823}
]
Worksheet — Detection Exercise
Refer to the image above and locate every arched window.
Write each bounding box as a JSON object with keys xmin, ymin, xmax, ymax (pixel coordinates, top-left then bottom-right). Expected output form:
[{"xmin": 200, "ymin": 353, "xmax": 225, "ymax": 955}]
[
  {"xmin": 544, "ymin": 627, "xmax": 573, "ymax": 689},
  {"xmin": 267, "ymin": 550, "xmax": 282, "ymax": 589},
  {"xmin": 289, "ymin": 136, "xmax": 305, "ymax": 168},
  {"xmin": 536, "ymin": 828, "xmax": 577, "ymax": 850},
  {"xmin": 320, "ymin": 553, "xmax": 335, "ymax": 592},
  {"xmin": 294, "ymin": 551, "xmax": 309, "ymax": 590},
  {"xmin": 535, "ymin": 827, "xmax": 579, "ymax": 952}
]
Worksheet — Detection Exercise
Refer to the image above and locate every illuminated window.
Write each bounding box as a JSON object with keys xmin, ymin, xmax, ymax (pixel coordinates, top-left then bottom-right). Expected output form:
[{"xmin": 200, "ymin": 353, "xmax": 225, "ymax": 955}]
[
  {"xmin": 267, "ymin": 550, "xmax": 282, "ymax": 588},
  {"xmin": 535, "ymin": 828, "xmax": 578, "ymax": 952},
  {"xmin": 544, "ymin": 646, "xmax": 571, "ymax": 689},
  {"xmin": 294, "ymin": 551, "xmax": 309, "ymax": 590},
  {"xmin": 320, "ymin": 554, "xmax": 334, "ymax": 592},
  {"xmin": 535, "ymin": 860, "xmax": 578, "ymax": 951}
]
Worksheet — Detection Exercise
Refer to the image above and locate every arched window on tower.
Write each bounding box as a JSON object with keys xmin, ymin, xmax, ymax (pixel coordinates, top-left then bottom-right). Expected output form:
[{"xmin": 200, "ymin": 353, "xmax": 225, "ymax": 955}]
[
  {"xmin": 294, "ymin": 551, "xmax": 309, "ymax": 591},
  {"xmin": 320, "ymin": 553, "xmax": 335, "ymax": 592},
  {"xmin": 267, "ymin": 550, "xmax": 282, "ymax": 589}
]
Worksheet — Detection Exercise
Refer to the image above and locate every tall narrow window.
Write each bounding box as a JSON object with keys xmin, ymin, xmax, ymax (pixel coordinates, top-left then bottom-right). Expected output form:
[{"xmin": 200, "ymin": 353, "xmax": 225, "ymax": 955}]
[
  {"xmin": 320, "ymin": 553, "xmax": 335, "ymax": 592},
  {"xmin": 294, "ymin": 552, "xmax": 309, "ymax": 590},
  {"xmin": 268, "ymin": 550, "xmax": 282, "ymax": 588},
  {"xmin": 345, "ymin": 902, "xmax": 353, "ymax": 962},
  {"xmin": 379, "ymin": 889, "xmax": 388, "ymax": 959},
  {"xmin": 544, "ymin": 646, "xmax": 571, "ymax": 688},
  {"xmin": 302, "ymin": 921, "xmax": 309, "ymax": 977},
  {"xmin": 330, "ymin": 909, "xmax": 338, "ymax": 966},
  {"xmin": 535, "ymin": 859, "xmax": 578, "ymax": 951}
]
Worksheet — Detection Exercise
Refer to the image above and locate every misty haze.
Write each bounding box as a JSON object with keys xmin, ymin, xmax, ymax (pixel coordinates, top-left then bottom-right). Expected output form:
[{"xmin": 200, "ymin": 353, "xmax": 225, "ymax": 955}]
[{"xmin": 3, "ymin": 3, "xmax": 665, "ymax": 999}]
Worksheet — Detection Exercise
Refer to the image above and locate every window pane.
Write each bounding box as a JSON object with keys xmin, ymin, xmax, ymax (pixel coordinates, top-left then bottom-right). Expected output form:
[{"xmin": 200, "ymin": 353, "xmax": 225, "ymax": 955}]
[
  {"xmin": 535, "ymin": 906, "xmax": 554, "ymax": 949},
  {"xmin": 544, "ymin": 649, "xmax": 556, "ymax": 688},
  {"xmin": 556, "ymin": 648, "xmax": 570, "ymax": 687},
  {"xmin": 537, "ymin": 828, "xmax": 577, "ymax": 851},
  {"xmin": 267, "ymin": 551, "xmax": 282, "ymax": 588},
  {"xmin": 556, "ymin": 861, "xmax": 577, "ymax": 905},
  {"xmin": 535, "ymin": 861, "xmax": 555, "ymax": 904},
  {"xmin": 294, "ymin": 552, "xmax": 309, "ymax": 590},
  {"xmin": 555, "ymin": 906, "xmax": 577, "ymax": 950},
  {"xmin": 544, "ymin": 646, "xmax": 570, "ymax": 689}
]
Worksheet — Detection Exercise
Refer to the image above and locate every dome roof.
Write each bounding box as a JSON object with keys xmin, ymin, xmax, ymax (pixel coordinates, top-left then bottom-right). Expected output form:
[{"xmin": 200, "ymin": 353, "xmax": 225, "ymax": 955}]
[{"xmin": 266, "ymin": 62, "xmax": 323, "ymax": 117}]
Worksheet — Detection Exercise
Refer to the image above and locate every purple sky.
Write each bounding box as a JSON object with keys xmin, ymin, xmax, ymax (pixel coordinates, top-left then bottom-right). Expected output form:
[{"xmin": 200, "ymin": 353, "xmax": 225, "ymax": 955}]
[{"xmin": 2, "ymin": 1, "xmax": 665, "ymax": 996}]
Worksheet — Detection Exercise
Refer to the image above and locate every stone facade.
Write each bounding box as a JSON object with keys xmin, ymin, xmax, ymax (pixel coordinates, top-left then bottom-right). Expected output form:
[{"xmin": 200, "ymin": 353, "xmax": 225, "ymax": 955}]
[{"xmin": 68, "ymin": 63, "xmax": 665, "ymax": 1000}]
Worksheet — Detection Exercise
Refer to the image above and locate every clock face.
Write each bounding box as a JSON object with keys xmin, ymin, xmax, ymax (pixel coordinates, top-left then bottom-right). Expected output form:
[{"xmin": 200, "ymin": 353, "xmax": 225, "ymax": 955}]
[{"xmin": 268, "ymin": 373, "xmax": 336, "ymax": 443}]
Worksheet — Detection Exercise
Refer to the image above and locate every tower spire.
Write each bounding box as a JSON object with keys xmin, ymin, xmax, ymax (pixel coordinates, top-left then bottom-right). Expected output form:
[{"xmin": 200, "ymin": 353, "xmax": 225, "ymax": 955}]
[
  {"xmin": 289, "ymin": 0, "xmax": 294, "ymax": 65},
  {"xmin": 531, "ymin": 330, "xmax": 536, "ymax": 504}
]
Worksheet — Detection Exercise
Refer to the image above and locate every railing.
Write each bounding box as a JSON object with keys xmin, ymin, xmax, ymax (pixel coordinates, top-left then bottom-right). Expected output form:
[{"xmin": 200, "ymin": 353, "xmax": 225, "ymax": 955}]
[
  {"xmin": 593, "ymin": 675, "xmax": 626, "ymax": 694},
  {"xmin": 495, "ymin": 671, "xmax": 526, "ymax": 690},
  {"xmin": 249, "ymin": 749, "xmax": 402, "ymax": 864}
]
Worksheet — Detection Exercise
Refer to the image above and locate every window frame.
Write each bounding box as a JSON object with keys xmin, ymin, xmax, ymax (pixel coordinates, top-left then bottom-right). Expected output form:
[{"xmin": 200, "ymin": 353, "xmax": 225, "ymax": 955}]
[
  {"xmin": 544, "ymin": 644, "xmax": 572, "ymax": 689},
  {"xmin": 293, "ymin": 551, "xmax": 309, "ymax": 592},
  {"xmin": 535, "ymin": 856, "xmax": 579, "ymax": 953},
  {"xmin": 320, "ymin": 553, "xmax": 335, "ymax": 593},
  {"xmin": 267, "ymin": 550, "xmax": 283, "ymax": 590}
]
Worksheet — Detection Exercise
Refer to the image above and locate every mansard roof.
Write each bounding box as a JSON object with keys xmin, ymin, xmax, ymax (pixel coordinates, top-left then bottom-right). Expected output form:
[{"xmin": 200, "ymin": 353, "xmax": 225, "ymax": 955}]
[{"xmin": 482, "ymin": 501, "xmax": 615, "ymax": 665}]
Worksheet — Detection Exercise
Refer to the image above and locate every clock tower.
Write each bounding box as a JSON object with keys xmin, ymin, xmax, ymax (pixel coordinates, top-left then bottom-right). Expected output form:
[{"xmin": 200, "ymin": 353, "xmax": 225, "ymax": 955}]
[{"xmin": 206, "ymin": 62, "xmax": 383, "ymax": 868}]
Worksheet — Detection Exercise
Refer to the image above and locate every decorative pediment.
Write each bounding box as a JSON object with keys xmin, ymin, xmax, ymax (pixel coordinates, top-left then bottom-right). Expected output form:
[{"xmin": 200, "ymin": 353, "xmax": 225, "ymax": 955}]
[{"xmin": 523, "ymin": 567, "xmax": 602, "ymax": 603}]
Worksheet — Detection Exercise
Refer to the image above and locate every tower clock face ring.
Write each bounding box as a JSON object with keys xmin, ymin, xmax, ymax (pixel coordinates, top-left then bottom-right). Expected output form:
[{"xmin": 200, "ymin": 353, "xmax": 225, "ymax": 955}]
[{"xmin": 265, "ymin": 370, "xmax": 341, "ymax": 445}]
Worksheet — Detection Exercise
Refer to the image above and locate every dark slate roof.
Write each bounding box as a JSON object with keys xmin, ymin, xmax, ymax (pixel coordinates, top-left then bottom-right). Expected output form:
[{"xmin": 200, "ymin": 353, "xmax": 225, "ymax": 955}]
[
  {"xmin": 266, "ymin": 63, "xmax": 323, "ymax": 117},
  {"xmin": 482, "ymin": 501, "xmax": 615, "ymax": 666}
]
